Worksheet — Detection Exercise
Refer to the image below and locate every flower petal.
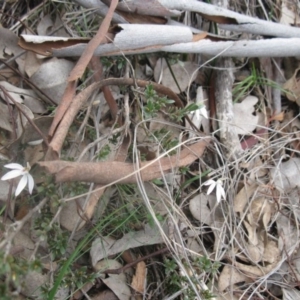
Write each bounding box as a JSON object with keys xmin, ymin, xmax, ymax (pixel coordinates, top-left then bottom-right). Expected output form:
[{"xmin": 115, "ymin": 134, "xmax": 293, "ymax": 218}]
[
  {"xmin": 203, "ymin": 179, "xmax": 215, "ymax": 186},
  {"xmin": 4, "ymin": 163, "xmax": 24, "ymax": 170},
  {"xmin": 219, "ymin": 186, "xmax": 226, "ymax": 200},
  {"xmin": 216, "ymin": 185, "xmax": 226, "ymax": 203},
  {"xmin": 200, "ymin": 106, "xmax": 208, "ymax": 119},
  {"xmin": 27, "ymin": 174, "xmax": 34, "ymax": 194},
  {"xmin": 206, "ymin": 181, "xmax": 216, "ymax": 195},
  {"xmin": 15, "ymin": 175, "xmax": 27, "ymax": 197},
  {"xmin": 1, "ymin": 170, "xmax": 23, "ymax": 181}
]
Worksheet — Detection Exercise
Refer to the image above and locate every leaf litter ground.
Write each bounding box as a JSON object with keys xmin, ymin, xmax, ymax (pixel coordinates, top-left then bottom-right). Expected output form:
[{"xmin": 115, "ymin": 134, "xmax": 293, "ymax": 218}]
[{"xmin": 0, "ymin": 1, "xmax": 300, "ymax": 300}]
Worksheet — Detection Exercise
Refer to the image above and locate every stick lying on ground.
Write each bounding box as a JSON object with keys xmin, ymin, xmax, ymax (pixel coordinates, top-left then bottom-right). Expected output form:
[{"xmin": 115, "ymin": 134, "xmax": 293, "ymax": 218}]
[{"xmin": 39, "ymin": 139, "xmax": 210, "ymax": 184}]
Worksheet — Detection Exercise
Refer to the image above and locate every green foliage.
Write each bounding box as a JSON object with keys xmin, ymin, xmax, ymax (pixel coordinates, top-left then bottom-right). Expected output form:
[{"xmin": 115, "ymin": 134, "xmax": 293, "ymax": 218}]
[
  {"xmin": 147, "ymin": 213, "xmax": 164, "ymax": 228},
  {"xmin": 151, "ymin": 128, "xmax": 179, "ymax": 154},
  {"xmin": 143, "ymin": 84, "xmax": 174, "ymax": 118},
  {"xmin": 233, "ymin": 63, "xmax": 287, "ymax": 103},
  {"xmin": 101, "ymin": 56, "xmax": 127, "ymax": 70},
  {"xmin": 33, "ymin": 207, "xmax": 69, "ymax": 261},
  {"xmin": 169, "ymin": 103, "xmax": 201, "ymax": 122},
  {"xmin": 194, "ymin": 256, "xmax": 221, "ymax": 275},
  {"xmin": 0, "ymin": 251, "xmax": 42, "ymax": 299},
  {"xmin": 97, "ymin": 144, "xmax": 111, "ymax": 160},
  {"xmin": 164, "ymin": 257, "xmax": 220, "ymax": 300}
]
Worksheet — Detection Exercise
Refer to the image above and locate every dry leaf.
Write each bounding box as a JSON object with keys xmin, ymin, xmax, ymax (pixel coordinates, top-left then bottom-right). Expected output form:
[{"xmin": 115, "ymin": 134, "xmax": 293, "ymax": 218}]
[
  {"xmin": 102, "ymin": 276, "xmax": 131, "ymax": 300},
  {"xmin": 280, "ymin": 0, "xmax": 300, "ymax": 25},
  {"xmin": 277, "ymin": 213, "xmax": 298, "ymax": 253},
  {"xmin": 0, "ymin": 101, "xmax": 12, "ymax": 132},
  {"xmin": 94, "ymin": 259, "xmax": 131, "ymax": 300},
  {"xmin": 90, "ymin": 223, "xmax": 167, "ymax": 267},
  {"xmin": 154, "ymin": 59, "xmax": 198, "ymax": 93},
  {"xmin": 247, "ymin": 197, "xmax": 272, "ymax": 231},
  {"xmin": 0, "ymin": 81, "xmax": 37, "ymax": 105},
  {"xmin": 131, "ymin": 261, "xmax": 146, "ymax": 294},
  {"xmin": 0, "ymin": 27, "xmax": 23, "ymax": 59},
  {"xmin": 283, "ymin": 68, "xmax": 300, "ymax": 105},
  {"xmin": 233, "ymin": 183, "xmax": 258, "ymax": 215},
  {"xmin": 15, "ymin": 104, "xmax": 34, "ymax": 139},
  {"xmin": 263, "ymin": 239, "xmax": 280, "ymax": 264},
  {"xmin": 30, "ymin": 58, "xmax": 75, "ymax": 104},
  {"xmin": 283, "ymin": 288, "xmax": 300, "ymax": 300},
  {"xmin": 231, "ymin": 95, "xmax": 259, "ymax": 135},
  {"xmin": 189, "ymin": 193, "xmax": 212, "ymax": 225},
  {"xmin": 218, "ymin": 265, "xmax": 250, "ymax": 292},
  {"xmin": 270, "ymin": 157, "xmax": 300, "ymax": 191},
  {"xmin": 22, "ymin": 271, "xmax": 49, "ymax": 298}
]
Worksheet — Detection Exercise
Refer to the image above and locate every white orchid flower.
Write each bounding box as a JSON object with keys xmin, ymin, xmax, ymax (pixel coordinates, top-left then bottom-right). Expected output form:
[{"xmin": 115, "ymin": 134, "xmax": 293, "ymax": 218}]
[
  {"xmin": 203, "ymin": 179, "xmax": 226, "ymax": 203},
  {"xmin": 1, "ymin": 163, "xmax": 34, "ymax": 197},
  {"xmin": 199, "ymin": 105, "xmax": 208, "ymax": 119}
]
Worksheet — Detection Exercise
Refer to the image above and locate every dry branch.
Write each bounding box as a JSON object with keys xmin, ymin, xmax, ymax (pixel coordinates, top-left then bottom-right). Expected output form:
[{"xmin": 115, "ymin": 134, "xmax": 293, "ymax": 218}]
[
  {"xmin": 47, "ymin": 77, "xmax": 196, "ymax": 156},
  {"xmin": 39, "ymin": 139, "xmax": 210, "ymax": 184},
  {"xmin": 50, "ymin": 36, "xmax": 300, "ymax": 58},
  {"xmin": 159, "ymin": 0, "xmax": 300, "ymax": 37}
]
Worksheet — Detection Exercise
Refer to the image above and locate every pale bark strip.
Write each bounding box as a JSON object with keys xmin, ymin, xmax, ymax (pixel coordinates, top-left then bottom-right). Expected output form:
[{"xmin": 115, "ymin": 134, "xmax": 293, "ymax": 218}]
[
  {"xmin": 51, "ymin": 37, "xmax": 300, "ymax": 58},
  {"xmin": 39, "ymin": 139, "xmax": 210, "ymax": 184},
  {"xmin": 159, "ymin": 0, "xmax": 300, "ymax": 38},
  {"xmin": 213, "ymin": 0, "xmax": 243, "ymax": 160},
  {"xmin": 72, "ymin": 0, "xmax": 128, "ymax": 24},
  {"xmin": 102, "ymin": 0, "xmax": 181, "ymax": 17}
]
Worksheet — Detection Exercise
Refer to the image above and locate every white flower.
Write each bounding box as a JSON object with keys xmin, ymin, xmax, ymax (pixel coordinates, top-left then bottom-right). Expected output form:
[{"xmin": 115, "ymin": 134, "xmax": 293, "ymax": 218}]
[
  {"xmin": 199, "ymin": 105, "xmax": 208, "ymax": 119},
  {"xmin": 1, "ymin": 163, "xmax": 34, "ymax": 197},
  {"xmin": 203, "ymin": 179, "xmax": 226, "ymax": 203}
]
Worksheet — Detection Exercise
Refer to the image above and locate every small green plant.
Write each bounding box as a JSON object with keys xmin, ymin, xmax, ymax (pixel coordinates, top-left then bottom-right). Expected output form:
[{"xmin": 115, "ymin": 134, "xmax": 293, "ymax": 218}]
[
  {"xmin": 143, "ymin": 84, "xmax": 174, "ymax": 119},
  {"xmin": 33, "ymin": 207, "xmax": 69, "ymax": 261},
  {"xmin": 100, "ymin": 56, "xmax": 127, "ymax": 70},
  {"xmin": 233, "ymin": 63, "xmax": 288, "ymax": 103},
  {"xmin": 97, "ymin": 144, "xmax": 111, "ymax": 160},
  {"xmin": 164, "ymin": 256, "xmax": 220, "ymax": 300},
  {"xmin": 169, "ymin": 103, "xmax": 201, "ymax": 122},
  {"xmin": 151, "ymin": 128, "xmax": 179, "ymax": 154},
  {"xmin": 0, "ymin": 251, "xmax": 42, "ymax": 299}
]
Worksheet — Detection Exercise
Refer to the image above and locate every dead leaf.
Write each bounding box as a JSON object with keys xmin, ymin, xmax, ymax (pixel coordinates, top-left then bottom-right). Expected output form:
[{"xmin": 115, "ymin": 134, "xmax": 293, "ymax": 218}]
[
  {"xmin": 277, "ymin": 213, "xmax": 298, "ymax": 253},
  {"xmin": 247, "ymin": 197, "xmax": 272, "ymax": 231},
  {"xmin": 22, "ymin": 271, "xmax": 49, "ymax": 298},
  {"xmin": 233, "ymin": 183, "xmax": 258, "ymax": 215},
  {"xmin": 283, "ymin": 288, "xmax": 300, "ymax": 300},
  {"xmin": 30, "ymin": 58, "xmax": 75, "ymax": 105},
  {"xmin": 154, "ymin": 59, "xmax": 198, "ymax": 93},
  {"xmin": 280, "ymin": 0, "xmax": 300, "ymax": 25},
  {"xmin": 283, "ymin": 68, "xmax": 300, "ymax": 105},
  {"xmin": 0, "ymin": 101, "xmax": 12, "ymax": 132},
  {"xmin": 189, "ymin": 193, "xmax": 212, "ymax": 225},
  {"xmin": 231, "ymin": 95, "xmax": 259, "ymax": 135},
  {"xmin": 263, "ymin": 239, "xmax": 279, "ymax": 264},
  {"xmin": 131, "ymin": 261, "xmax": 146, "ymax": 294},
  {"xmin": 0, "ymin": 81, "xmax": 38, "ymax": 105},
  {"xmin": 0, "ymin": 27, "xmax": 23, "ymax": 59},
  {"xmin": 270, "ymin": 157, "xmax": 300, "ymax": 191},
  {"xmin": 102, "ymin": 276, "xmax": 131, "ymax": 300},
  {"xmin": 15, "ymin": 104, "xmax": 34, "ymax": 139},
  {"xmin": 218, "ymin": 265, "xmax": 250, "ymax": 292},
  {"xmin": 90, "ymin": 223, "xmax": 167, "ymax": 267}
]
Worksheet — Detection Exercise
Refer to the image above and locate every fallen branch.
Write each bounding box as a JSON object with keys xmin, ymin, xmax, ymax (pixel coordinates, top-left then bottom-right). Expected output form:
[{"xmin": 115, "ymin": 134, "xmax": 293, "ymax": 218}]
[
  {"xmin": 39, "ymin": 139, "xmax": 210, "ymax": 184},
  {"xmin": 50, "ymin": 37, "xmax": 300, "ymax": 58}
]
